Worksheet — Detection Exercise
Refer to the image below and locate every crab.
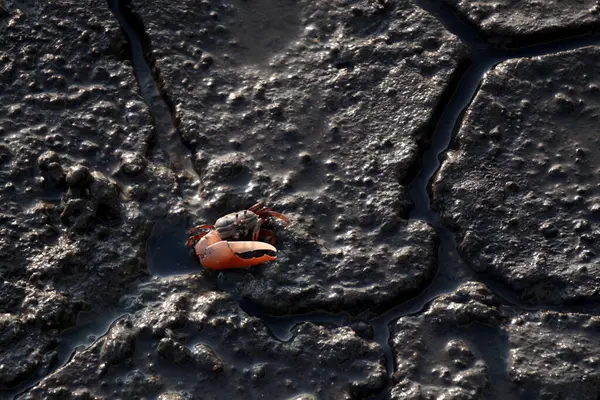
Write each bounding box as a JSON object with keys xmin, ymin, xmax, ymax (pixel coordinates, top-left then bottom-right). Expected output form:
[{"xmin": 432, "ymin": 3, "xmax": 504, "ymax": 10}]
[{"xmin": 187, "ymin": 200, "xmax": 289, "ymax": 270}]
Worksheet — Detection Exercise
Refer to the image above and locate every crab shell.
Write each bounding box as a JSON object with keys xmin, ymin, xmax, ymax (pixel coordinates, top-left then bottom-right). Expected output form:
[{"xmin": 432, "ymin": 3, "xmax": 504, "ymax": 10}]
[
  {"xmin": 194, "ymin": 230, "xmax": 278, "ymax": 270},
  {"xmin": 213, "ymin": 209, "xmax": 261, "ymax": 240}
]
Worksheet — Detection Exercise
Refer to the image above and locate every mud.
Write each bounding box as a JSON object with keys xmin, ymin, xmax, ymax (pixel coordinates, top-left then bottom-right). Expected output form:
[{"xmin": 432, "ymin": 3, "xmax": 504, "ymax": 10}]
[
  {"xmin": 389, "ymin": 282, "xmax": 600, "ymax": 399},
  {"xmin": 438, "ymin": 0, "xmax": 600, "ymax": 47},
  {"xmin": 128, "ymin": 0, "xmax": 469, "ymax": 316},
  {"xmin": 0, "ymin": 0, "xmax": 154, "ymax": 394},
  {"xmin": 22, "ymin": 276, "xmax": 387, "ymax": 399},
  {"xmin": 3, "ymin": 0, "xmax": 600, "ymax": 399},
  {"xmin": 433, "ymin": 46, "xmax": 600, "ymax": 305}
]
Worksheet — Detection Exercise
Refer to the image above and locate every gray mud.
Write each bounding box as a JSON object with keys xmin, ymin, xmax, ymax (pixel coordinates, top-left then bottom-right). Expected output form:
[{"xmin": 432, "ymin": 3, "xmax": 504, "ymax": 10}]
[
  {"xmin": 22, "ymin": 276, "xmax": 387, "ymax": 399},
  {"xmin": 0, "ymin": 0, "xmax": 154, "ymax": 394},
  {"xmin": 3, "ymin": 0, "xmax": 600, "ymax": 399},
  {"xmin": 438, "ymin": 0, "xmax": 600, "ymax": 47},
  {"xmin": 433, "ymin": 47, "xmax": 600, "ymax": 305},
  {"xmin": 129, "ymin": 0, "xmax": 468, "ymax": 316}
]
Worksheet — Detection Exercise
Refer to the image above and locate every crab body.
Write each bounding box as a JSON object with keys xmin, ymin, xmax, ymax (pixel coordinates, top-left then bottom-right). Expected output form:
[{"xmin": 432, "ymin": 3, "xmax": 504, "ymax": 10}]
[
  {"xmin": 213, "ymin": 209, "xmax": 261, "ymax": 241},
  {"xmin": 187, "ymin": 200, "xmax": 289, "ymax": 270}
]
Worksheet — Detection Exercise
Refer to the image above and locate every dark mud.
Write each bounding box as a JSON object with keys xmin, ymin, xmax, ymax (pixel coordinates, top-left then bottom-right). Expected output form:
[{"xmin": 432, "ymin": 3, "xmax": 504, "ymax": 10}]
[
  {"xmin": 432, "ymin": 45, "xmax": 600, "ymax": 306},
  {"xmin": 6, "ymin": 0, "xmax": 600, "ymax": 398},
  {"xmin": 387, "ymin": 282, "xmax": 515, "ymax": 399},
  {"xmin": 0, "ymin": 0, "xmax": 158, "ymax": 395},
  {"xmin": 438, "ymin": 0, "xmax": 600, "ymax": 48},
  {"xmin": 118, "ymin": 0, "xmax": 600, "ymax": 396},
  {"xmin": 107, "ymin": 0, "xmax": 198, "ymax": 186},
  {"xmin": 21, "ymin": 277, "xmax": 388, "ymax": 399},
  {"xmin": 129, "ymin": 0, "xmax": 466, "ymax": 316},
  {"xmin": 132, "ymin": 0, "xmax": 600, "ymax": 390}
]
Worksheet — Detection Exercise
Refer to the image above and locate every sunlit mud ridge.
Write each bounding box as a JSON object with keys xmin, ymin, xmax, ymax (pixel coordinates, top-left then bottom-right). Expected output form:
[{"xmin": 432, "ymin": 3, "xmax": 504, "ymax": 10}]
[{"xmin": 5, "ymin": 0, "xmax": 600, "ymax": 398}]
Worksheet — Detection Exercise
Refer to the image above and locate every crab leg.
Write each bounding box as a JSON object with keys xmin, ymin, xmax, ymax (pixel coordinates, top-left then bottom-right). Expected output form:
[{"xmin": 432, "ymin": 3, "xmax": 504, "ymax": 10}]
[
  {"xmin": 187, "ymin": 224, "xmax": 215, "ymax": 235},
  {"xmin": 251, "ymin": 218, "xmax": 263, "ymax": 241},
  {"xmin": 186, "ymin": 231, "xmax": 210, "ymax": 247},
  {"xmin": 248, "ymin": 200, "xmax": 265, "ymax": 212},
  {"xmin": 260, "ymin": 210, "xmax": 289, "ymax": 226}
]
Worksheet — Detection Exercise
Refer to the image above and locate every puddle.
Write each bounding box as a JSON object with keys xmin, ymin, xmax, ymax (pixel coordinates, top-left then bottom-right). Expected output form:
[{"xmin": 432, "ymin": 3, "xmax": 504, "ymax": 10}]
[
  {"xmin": 146, "ymin": 216, "xmax": 200, "ymax": 276},
  {"xmin": 6, "ymin": 310, "xmax": 128, "ymax": 399},
  {"xmin": 236, "ymin": 298, "xmax": 349, "ymax": 342}
]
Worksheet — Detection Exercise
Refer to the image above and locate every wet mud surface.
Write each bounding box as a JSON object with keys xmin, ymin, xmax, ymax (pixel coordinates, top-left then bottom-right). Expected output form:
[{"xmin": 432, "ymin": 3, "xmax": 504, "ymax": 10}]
[
  {"xmin": 2, "ymin": 0, "xmax": 600, "ymax": 399},
  {"xmin": 434, "ymin": 47, "xmax": 600, "ymax": 306},
  {"xmin": 127, "ymin": 0, "xmax": 469, "ymax": 316},
  {"xmin": 439, "ymin": 0, "xmax": 600, "ymax": 47},
  {"xmin": 22, "ymin": 276, "xmax": 387, "ymax": 399}
]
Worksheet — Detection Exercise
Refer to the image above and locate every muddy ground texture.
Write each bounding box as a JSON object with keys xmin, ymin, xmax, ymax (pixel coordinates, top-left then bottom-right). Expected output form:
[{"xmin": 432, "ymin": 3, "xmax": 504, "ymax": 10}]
[{"xmin": 2, "ymin": 0, "xmax": 600, "ymax": 399}]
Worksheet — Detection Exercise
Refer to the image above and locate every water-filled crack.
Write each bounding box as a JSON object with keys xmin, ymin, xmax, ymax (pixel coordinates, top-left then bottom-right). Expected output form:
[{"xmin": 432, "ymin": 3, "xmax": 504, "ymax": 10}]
[
  {"xmin": 419, "ymin": 0, "xmax": 600, "ymax": 49},
  {"xmin": 5, "ymin": 2, "xmax": 199, "ymax": 398},
  {"xmin": 406, "ymin": 0, "xmax": 600, "ymax": 315},
  {"xmin": 107, "ymin": 0, "xmax": 199, "ymax": 192},
  {"xmin": 7, "ymin": 310, "xmax": 128, "ymax": 399}
]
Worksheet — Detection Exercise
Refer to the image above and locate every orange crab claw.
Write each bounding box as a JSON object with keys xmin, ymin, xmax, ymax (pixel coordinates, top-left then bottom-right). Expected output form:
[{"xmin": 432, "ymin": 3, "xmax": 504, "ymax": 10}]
[{"xmin": 196, "ymin": 240, "xmax": 277, "ymax": 270}]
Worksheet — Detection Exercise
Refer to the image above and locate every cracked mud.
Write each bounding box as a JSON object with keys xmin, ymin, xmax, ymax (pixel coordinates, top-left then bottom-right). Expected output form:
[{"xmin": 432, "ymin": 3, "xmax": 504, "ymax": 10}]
[
  {"xmin": 439, "ymin": 0, "xmax": 600, "ymax": 46},
  {"xmin": 2, "ymin": 0, "xmax": 600, "ymax": 399},
  {"xmin": 434, "ymin": 47, "xmax": 600, "ymax": 305}
]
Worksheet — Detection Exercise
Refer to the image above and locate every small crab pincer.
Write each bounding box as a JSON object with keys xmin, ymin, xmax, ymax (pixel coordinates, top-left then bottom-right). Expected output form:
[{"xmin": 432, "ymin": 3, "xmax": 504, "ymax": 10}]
[{"xmin": 187, "ymin": 200, "xmax": 289, "ymax": 270}]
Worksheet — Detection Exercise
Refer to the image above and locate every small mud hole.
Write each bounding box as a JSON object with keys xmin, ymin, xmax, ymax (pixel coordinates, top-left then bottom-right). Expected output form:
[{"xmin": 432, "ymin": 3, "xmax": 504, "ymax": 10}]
[{"xmin": 146, "ymin": 216, "xmax": 199, "ymax": 276}]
